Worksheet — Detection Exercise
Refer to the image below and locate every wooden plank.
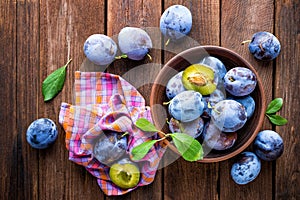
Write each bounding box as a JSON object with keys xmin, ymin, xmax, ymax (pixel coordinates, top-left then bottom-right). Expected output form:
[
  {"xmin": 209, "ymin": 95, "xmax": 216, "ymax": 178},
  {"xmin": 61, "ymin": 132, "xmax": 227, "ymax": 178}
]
[
  {"xmin": 275, "ymin": 1, "xmax": 300, "ymax": 199},
  {"xmin": 163, "ymin": 1, "xmax": 220, "ymax": 200},
  {"xmin": 220, "ymin": 0, "xmax": 274, "ymax": 199},
  {"xmin": 0, "ymin": 1, "xmax": 17, "ymax": 200},
  {"xmin": 39, "ymin": 1, "xmax": 105, "ymax": 199},
  {"xmin": 106, "ymin": 0, "xmax": 163, "ymax": 199},
  {"xmin": 15, "ymin": 1, "xmax": 40, "ymax": 199}
]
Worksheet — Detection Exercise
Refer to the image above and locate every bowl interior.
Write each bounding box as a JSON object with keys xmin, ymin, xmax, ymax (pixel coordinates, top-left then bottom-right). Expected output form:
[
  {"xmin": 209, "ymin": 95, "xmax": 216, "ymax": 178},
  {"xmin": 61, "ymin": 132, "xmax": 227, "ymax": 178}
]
[{"xmin": 150, "ymin": 46, "xmax": 266, "ymax": 162}]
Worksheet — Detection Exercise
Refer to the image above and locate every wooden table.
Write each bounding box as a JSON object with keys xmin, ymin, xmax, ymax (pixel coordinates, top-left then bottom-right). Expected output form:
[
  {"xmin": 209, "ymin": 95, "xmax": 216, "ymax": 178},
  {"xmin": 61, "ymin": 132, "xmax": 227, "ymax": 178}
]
[{"xmin": 1, "ymin": 0, "xmax": 299, "ymax": 199}]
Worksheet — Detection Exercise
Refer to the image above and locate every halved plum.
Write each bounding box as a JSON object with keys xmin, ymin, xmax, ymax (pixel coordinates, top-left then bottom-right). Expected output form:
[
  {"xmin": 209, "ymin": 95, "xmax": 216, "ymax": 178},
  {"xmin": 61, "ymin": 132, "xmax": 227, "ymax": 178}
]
[{"xmin": 182, "ymin": 64, "xmax": 217, "ymax": 95}]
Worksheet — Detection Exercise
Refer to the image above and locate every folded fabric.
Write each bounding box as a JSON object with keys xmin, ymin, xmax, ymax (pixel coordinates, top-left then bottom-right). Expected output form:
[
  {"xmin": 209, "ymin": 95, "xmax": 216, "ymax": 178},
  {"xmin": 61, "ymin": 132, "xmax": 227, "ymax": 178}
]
[{"xmin": 59, "ymin": 71, "xmax": 165, "ymax": 196}]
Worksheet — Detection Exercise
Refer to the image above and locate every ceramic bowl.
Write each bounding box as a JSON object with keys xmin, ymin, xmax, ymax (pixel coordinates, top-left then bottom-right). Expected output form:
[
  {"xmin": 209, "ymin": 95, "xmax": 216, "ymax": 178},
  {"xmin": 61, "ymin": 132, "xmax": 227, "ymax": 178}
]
[{"xmin": 150, "ymin": 45, "xmax": 266, "ymax": 163}]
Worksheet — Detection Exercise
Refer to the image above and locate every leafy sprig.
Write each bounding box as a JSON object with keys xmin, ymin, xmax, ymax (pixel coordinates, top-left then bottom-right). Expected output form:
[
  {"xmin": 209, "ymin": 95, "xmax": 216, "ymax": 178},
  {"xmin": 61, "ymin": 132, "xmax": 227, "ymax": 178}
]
[
  {"xmin": 42, "ymin": 59, "xmax": 72, "ymax": 101},
  {"xmin": 265, "ymin": 98, "xmax": 287, "ymax": 126},
  {"xmin": 131, "ymin": 118, "xmax": 203, "ymax": 162}
]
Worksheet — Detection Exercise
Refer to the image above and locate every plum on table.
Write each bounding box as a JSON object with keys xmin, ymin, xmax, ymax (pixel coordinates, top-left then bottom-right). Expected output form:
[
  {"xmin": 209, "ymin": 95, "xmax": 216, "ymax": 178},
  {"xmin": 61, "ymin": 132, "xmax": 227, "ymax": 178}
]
[
  {"xmin": 231, "ymin": 152, "xmax": 261, "ymax": 185},
  {"xmin": 83, "ymin": 34, "xmax": 117, "ymax": 65},
  {"xmin": 26, "ymin": 118, "xmax": 58, "ymax": 149},
  {"xmin": 253, "ymin": 130, "xmax": 284, "ymax": 161},
  {"xmin": 118, "ymin": 27, "xmax": 152, "ymax": 61},
  {"xmin": 160, "ymin": 5, "xmax": 192, "ymax": 42},
  {"xmin": 243, "ymin": 31, "xmax": 281, "ymax": 61}
]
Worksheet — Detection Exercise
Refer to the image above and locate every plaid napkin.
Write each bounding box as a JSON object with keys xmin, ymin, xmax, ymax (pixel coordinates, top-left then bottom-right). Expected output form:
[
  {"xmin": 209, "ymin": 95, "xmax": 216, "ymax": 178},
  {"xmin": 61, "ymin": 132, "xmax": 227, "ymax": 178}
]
[{"xmin": 59, "ymin": 71, "xmax": 165, "ymax": 196}]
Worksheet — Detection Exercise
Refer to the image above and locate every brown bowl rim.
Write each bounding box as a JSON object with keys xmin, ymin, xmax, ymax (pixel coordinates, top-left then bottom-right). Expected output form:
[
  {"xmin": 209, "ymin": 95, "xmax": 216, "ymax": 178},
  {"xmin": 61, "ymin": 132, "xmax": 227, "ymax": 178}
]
[{"xmin": 150, "ymin": 45, "xmax": 266, "ymax": 163}]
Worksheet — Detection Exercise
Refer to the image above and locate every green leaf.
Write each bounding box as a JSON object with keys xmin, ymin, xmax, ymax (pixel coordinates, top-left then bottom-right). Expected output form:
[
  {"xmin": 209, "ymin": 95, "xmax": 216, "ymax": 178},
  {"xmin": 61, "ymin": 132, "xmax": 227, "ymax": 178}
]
[
  {"xmin": 267, "ymin": 114, "xmax": 288, "ymax": 126},
  {"xmin": 170, "ymin": 133, "xmax": 203, "ymax": 162},
  {"xmin": 135, "ymin": 118, "xmax": 159, "ymax": 132},
  {"xmin": 42, "ymin": 59, "xmax": 72, "ymax": 101},
  {"xmin": 266, "ymin": 98, "xmax": 283, "ymax": 114},
  {"xmin": 131, "ymin": 140, "xmax": 158, "ymax": 161}
]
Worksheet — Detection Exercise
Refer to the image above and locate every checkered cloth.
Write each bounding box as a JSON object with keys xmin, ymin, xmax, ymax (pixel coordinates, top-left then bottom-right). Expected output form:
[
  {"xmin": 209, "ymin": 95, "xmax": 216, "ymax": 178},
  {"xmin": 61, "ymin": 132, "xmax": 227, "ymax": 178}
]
[{"xmin": 59, "ymin": 71, "xmax": 165, "ymax": 196}]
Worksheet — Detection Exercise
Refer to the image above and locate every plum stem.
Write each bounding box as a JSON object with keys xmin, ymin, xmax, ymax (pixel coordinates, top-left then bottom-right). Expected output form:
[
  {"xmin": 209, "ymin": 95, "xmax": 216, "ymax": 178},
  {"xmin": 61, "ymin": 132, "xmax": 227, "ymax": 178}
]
[
  {"xmin": 165, "ymin": 38, "xmax": 170, "ymax": 46},
  {"xmin": 115, "ymin": 54, "xmax": 128, "ymax": 59},
  {"xmin": 166, "ymin": 118, "xmax": 170, "ymax": 125},
  {"xmin": 120, "ymin": 132, "xmax": 129, "ymax": 138},
  {"xmin": 228, "ymin": 76, "xmax": 235, "ymax": 82},
  {"xmin": 207, "ymin": 102, "xmax": 213, "ymax": 109},
  {"xmin": 241, "ymin": 40, "xmax": 251, "ymax": 45},
  {"xmin": 64, "ymin": 58, "xmax": 72, "ymax": 68},
  {"xmin": 163, "ymin": 101, "xmax": 171, "ymax": 105},
  {"xmin": 146, "ymin": 53, "xmax": 152, "ymax": 61},
  {"xmin": 208, "ymin": 102, "xmax": 221, "ymax": 114},
  {"xmin": 156, "ymin": 136, "xmax": 167, "ymax": 142}
]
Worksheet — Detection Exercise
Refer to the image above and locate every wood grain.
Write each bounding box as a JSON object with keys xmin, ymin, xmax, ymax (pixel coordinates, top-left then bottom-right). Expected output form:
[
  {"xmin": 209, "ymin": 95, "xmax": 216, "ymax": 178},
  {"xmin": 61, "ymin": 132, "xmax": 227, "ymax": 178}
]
[
  {"xmin": 163, "ymin": 1, "xmax": 220, "ymax": 200},
  {"xmin": 0, "ymin": 1, "xmax": 17, "ymax": 200},
  {"xmin": 220, "ymin": 0, "xmax": 274, "ymax": 199},
  {"xmin": 16, "ymin": 1, "xmax": 40, "ymax": 199},
  {"xmin": 39, "ymin": 1, "xmax": 105, "ymax": 199},
  {"xmin": 275, "ymin": 1, "xmax": 300, "ymax": 199}
]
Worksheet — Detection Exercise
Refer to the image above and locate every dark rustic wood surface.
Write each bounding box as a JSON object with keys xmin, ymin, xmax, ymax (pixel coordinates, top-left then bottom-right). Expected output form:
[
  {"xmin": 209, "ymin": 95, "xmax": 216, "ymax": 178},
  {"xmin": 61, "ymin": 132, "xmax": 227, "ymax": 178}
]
[{"xmin": 0, "ymin": 0, "xmax": 299, "ymax": 200}]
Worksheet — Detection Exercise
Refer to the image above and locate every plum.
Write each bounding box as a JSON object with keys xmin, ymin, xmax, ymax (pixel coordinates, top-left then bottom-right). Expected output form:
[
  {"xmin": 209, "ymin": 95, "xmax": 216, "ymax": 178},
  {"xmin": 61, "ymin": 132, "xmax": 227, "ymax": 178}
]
[
  {"xmin": 83, "ymin": 34, "xmax": 117, "ymax": 65},
  {"xmin": 109, "ymin": 158, "xmax": 140, "ymax": 189},
  {"xmin": 203, "ymin": 89, "xmax": 226, "ymax": 107},
  {"xmin": 93, "ymin": 131, "xmax": 127, "ymax": 165},
  {"xmin": 168, "ymin": 117, "xmax": 204, "ymax": 138},
  {"xmin": 253, "ymin": 130, "xmax": 284, "ymax": 161},
  {"xmin": 160, "ymin": 5, "xmax": 192, "ymax": 41},
  {"xmin": 168, "ymin": 118, "xmax": 181, "ymax": 133},
  {"xmin": 199, "ymin": 56, "xmax": 227, "ymax": 87},
  {"xmin": 118, "ymin": 27, "xmax": 152, "ymax": 60},
  {"xmin": 182, "ymin": 64, "xmax": 217, "ymax": 95},
  {"xmin": 231, "ymin": 152, "xmax": 261, "ymax": 185},
  {"xmin": 168, "ymin": 90, "xmax": 204, "ymax": 122},
  {"xmin": 26, "ymin": 118, "xmax": 58, "ymax": 149},
  {"xmin": 211, "ymin": 100, "xmax": 247, "ymax": 132},
  {"xmin": 166, "ymin": 71, "xmax": 187, "ymax": 100},
  {"xmin": 224, "ymin": 67, "xmax": 257, "ymax": 96},
  {"xmin": 200, "ymin": 99, "xmax": 211, "ymax": 119},
  {"xmin": 227, "ymin": 95, "xmax": 255, "ymax": 119},
  {"xmin": 245, "ymin": 31, "xmax": 281, "ymax": 61},
  {"xmin": 202, "ymin": 122, "xmax": 237, "ymax": 151},
  {"xmin": 201, "ymin": 89, "xmax": 226, "ymax": 119}
]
